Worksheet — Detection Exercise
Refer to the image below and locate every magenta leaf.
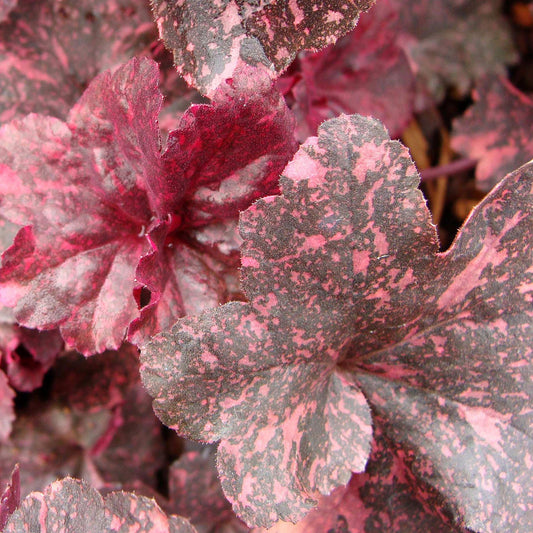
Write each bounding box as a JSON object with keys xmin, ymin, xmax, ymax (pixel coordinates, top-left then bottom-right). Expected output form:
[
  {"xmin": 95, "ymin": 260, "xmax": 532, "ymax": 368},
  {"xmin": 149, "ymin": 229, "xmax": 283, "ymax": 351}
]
[
  {"xmin": 0, "ymin": 57, "xmax": 295, "ymax": 355},
  {"xmin": 278, "ymin": 0, "xmax": 415, "ymax": 141},
  {"xmin": 0, "ymin": 464, "xmax": 20, "ymax": 531},
  {"xmin": 0, "ymin": 369, "xmax": 14, "ymax": 441},
  {"xmin": 4, "ymin": 477, "xmax": 196, "ymax": 532},
  {"xmin": 451, "ymin": 76, "xmax": 533, "ymax": 191},
  {"xmin": 151, "ymin": 0, "xmax": 376, "ymax": 95},
  {"xmin": 142, "ymin": 114, "xmax": 533, "ymax": 529},
  {"xmin": 0, "ymin": 0, "xmax": 155, "ymax": 123}
]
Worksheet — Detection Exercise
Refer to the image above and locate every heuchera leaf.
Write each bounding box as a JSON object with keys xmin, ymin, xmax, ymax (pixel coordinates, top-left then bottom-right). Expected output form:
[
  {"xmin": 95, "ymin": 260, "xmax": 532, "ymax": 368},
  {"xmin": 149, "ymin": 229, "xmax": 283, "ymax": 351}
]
[
  {"xmin": 4, "ymin": 477, "xmax": 196, "ymax": 532},
  {"xmin": 278, "ymin": 0, "xmax": 415, "ymax": 142},
  {"xmin": 0, "ymin": 57, "xmax": 296, "ymax": 355},
  {"xmin": 393, "ymin": 0, "xmax": 518, "ymax": 107},
  {"xmin": 168, "ymin": 450, "xmax": 248, "ymax": 533},
  {"xmin": 0, "ymin": 345, "xmax": 166, "ymax": 498},
  {"xmin": 261, "ymin": 424, "xmax": 467, "ymax": 532},
  {"xmin": 451, "ymin": 76, "xmax": 533, "ymax": 192},
  {"xmin": 0, "ymin": 0, "xmax": 155, "ymax": 123},
  {"xmin": 150, "ymin": 0, "xmax": 376, "ymax": 95},
  {"xmin": 142, "ymin": 114, "xmax": 533, "ymax": 530},
  {"xmin": 0, "ymin": 464, "xmax": 19, "ymax": 531}
]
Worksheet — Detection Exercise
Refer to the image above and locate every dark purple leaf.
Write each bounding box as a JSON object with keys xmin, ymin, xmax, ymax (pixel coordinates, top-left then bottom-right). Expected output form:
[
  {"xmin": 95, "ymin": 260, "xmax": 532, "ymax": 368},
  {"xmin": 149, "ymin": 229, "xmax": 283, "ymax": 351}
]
[
  {"xmin": 278, "ymin": 0, "xmax": 415, "ymax": 141},
  {"xmin": 0, "ymin": 57, "xmax": 295, "ymax": 355},
  {"xmin": 394, "ymin": 0, "xmax": 517, "ymax": 107},
  {"xmin": 2, "ymin": 327, "xmax": 63, "ymax": 392},
  {"xmin": 142, "ymin": 114, "xmax": 532, "ymax": 530},
  {"xmin": 4, "ymin": 477, "xmax": 196, "ymax": 532},
  {"xmin": 151, "ymin": 0, "xmax": 376, "ymax": 95},
  {"xmin": 0, "ymin": 0, "xmax": 155, "ymax": 123},
  {"xmin": 0, "ymin": 369, "xmax": 14, "ymax": 441},
  {"xmin": 0, "ymin": 345, "xmax": 166, "ymax": 498},
  {"xmin": 168, "ymin": 450, "xmax": 248, "ymax": 533},
  {"xmin": 451, "ymin": 76, "xmax": 533, "ymax": 191},
  {"xmin": 0, "ymin": 464, "xmax": 19, "ymax": 531}
]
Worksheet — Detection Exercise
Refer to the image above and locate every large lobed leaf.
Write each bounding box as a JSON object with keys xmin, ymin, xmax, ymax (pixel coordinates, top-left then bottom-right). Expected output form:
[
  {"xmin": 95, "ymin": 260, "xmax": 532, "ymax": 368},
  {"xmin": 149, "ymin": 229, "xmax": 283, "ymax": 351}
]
[
  {"xmin": 142, "ymin": 114, "xmax": 533, "ymax": 530},
  {"xmin": 4, "ymin": 477, "xmax": 196, "ymax": 532},
  {"xmin": 0, "ymin": 57, "xmax": 295, "ymax": 355},
  {"xmin": 452, "ymin": 76, "xmax": 533, "ymax": 191},
  {"xmin": 150, "ymin": 0, "xmax": 376, "ymax": 95}
]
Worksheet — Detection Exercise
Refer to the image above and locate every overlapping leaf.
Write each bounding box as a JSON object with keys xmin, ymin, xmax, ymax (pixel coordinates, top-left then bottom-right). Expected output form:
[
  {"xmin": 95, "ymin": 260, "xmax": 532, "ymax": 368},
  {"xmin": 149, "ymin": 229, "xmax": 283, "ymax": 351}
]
[
  {"xmin": 452, "ymin": 76, "xmax": 533, "ymax": 191},
  {"xmin": 393, "ymin": 0, "xmax": 517, "ymax": 107},
  {"xmin": 0, "ymin": 369, "xmax": 14, "ymax": 441},
  {"xmin": 278, "ymin": 0, "xmax": 415, "ymax": 141},
  {"xmin": 0, "ymin": 465, "xmax": 19, "ymax": 530},
  {"xmin": 0, "ymin": 0, "xmax": 15, "ymax": 22},
  {"xmin": 4, "ymin": 477, "xmax": 196, "ymax": 532},
  {"xmin": 142, "ymin": 114, "xmax": 533, "ymax": 530},
  {"xmin": 0, "ymin": 57, "xmax": 296, "ymax": 355},
  {"xmin": 151, "ymin": 0, "xmax": 376, "ymax": 95},
  {"xmin": 0, "ymin": 0, "xmax": 155, "ymax": 123},
  {"xmin": 0, "ymin": 345, "xmax": 166, "ymax": 498}
]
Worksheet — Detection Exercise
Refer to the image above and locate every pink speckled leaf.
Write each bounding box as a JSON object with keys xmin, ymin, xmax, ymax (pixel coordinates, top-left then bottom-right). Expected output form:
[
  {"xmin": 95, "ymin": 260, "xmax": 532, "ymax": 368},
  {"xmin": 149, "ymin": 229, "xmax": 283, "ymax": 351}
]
[
  {"xmin": 0, "ymin": 57, "xmax": 295, "ymax": 355},
  {"xmin": 142, "ymin": 114, "xmax": 438, "ymax": 526},
  {"xmin": 0, "ymin": 464, "xmax": 19, "ymax": 530},
  {"xmin": 279, "ymin": 0, "xmax": 415, "ymax": 141},
  {"xmin": 0, "ymin": 0, "xmax": 154, "ymax": 123},
  {"xmin": 0, "ymin": 369, "xmax": 14, "ymax": 441},
  {"xmin": 4, "ymin": 477, "xmax": 196, "ymax": 532},
  {"xmin": 151, "ymin": 0, "xmax": 376, "ymax": 95},
  {"xmin": 394, "ymin": 0, "xmax": 517, "ymax": 107},
  {"xmin": 142, "ymin": 114, "xmax": 533, "ymax": 530},
  {"xmin": 451, "ymin": 76, "xmax": 533, "ymax": 191}
]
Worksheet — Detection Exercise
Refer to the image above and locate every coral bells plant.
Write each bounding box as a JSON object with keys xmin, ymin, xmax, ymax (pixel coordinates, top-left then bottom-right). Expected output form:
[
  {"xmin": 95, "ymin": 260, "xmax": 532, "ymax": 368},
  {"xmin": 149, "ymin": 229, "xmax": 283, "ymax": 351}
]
[{"xmin": 0, "ymin": 1, "xmax": 532, "ymax": 532}]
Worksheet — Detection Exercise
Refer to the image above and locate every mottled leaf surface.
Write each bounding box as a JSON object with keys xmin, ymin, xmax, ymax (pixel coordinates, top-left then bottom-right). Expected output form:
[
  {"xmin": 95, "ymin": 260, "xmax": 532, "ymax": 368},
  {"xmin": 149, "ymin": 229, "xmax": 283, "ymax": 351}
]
[
  {"xmin": 142, "ymin": 114, "xmax": 533, "ymax": 530},
  {"xmin": 0, "ymin": 57, "xmax": 295, "ymax": 354},
  {"xmin": 394, "ymin": 0, "xmax": 517, "ymax": 106},
  {"xmin": 452, "ymin": 76, "xmax": 533, "ymax": 191},
  {"xmin": 151, "ymin": 0, "xmax": 376, "ymax": 95},
  {"xmin": 0, "ymin": 0, "xmax": 155, "ymax": 123},
  {"xmin": 4, "ymin": 477, "xmax": 196, "ymax": 532},
  {"xmin": 0, "ymin": 464, "xmax": 19, "ymax": 531},
  {"xmin": 279, "ymin": 0, "xmax": 415, "ymax": 141},
  {"xmin": 260, "ymin": 424, "xmax": 466, "ymax": 532}
]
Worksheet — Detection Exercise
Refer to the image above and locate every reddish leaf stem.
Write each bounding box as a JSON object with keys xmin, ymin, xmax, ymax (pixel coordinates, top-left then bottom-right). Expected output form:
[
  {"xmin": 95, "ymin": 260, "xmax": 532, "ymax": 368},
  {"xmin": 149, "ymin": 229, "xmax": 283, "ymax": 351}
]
[{"xmin": 419, "ymin": 158, "xmax": 478, "ymax": 182}]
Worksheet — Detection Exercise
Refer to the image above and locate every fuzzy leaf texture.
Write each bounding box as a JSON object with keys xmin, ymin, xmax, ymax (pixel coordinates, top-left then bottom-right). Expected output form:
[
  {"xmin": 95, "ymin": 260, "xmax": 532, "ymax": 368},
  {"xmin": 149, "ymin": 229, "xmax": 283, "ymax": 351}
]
[
  {"xmin": 4, "ymin": 477, "xmax": 196, "ymax": 532},
  {"xmin": 142, "ymin": 114, "xmax": 533, "ymax": 530},
  {"xmin": 0, "ymin": 57, "xmax": 296, "ymax": 355},
  {"xmin": 452, "ymin": 76, "xmax": 533, "ymax": 192},
  {"xmin": 150, "ymin": 0, "xmax": 376, "ymax": 95}
]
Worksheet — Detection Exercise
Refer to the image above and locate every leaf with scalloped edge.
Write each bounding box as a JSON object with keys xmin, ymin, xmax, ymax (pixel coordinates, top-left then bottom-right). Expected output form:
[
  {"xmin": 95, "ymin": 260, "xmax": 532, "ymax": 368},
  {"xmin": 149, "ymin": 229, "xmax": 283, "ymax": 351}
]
[
  {"xmin": 142, "ymin": 114, "xmax": 533, "ymax": 530},
  {"xmin": 0, "ymin": 56, "xmax": 295, "ymax": 355},
  {"xmin": 4, "ymin": 477, "xmax": 196, "ymax": 532},
  {"xmin": 0, "ymin": 0, "xmax": 155, "ymax": 123},
  {"xmin": 278, "ymin": 0, "xmax": 415, "ymax": 142},
  {"xmin": 452, "ymin": 76, "xmax": 533, "ymax": 192},
  {"xmin": 150, "ymin": 0, "xmax": 376, "ymax": 95}
]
